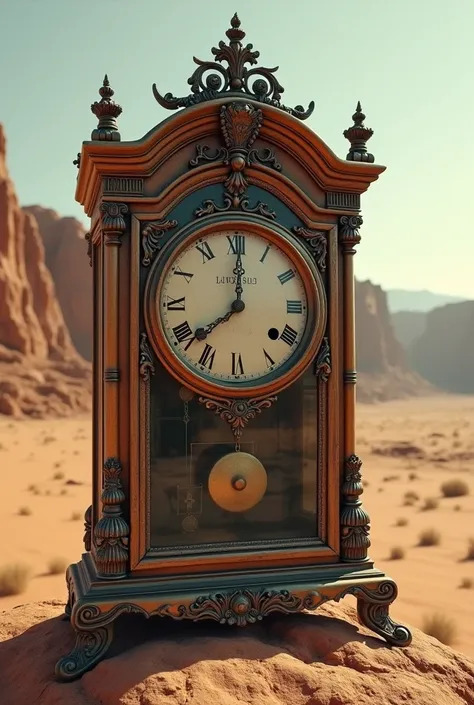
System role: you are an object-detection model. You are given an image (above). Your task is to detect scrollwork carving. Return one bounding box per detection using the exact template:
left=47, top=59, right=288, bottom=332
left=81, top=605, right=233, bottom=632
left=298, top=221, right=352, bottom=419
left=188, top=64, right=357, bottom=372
left=93, top=458, right=129, bottom=578
left=141, top=218, right=178, bottom=266
left=83, top=505, right=92, bottom=552
left=84, top=233, right=92, bottom=267
left=152, top=13, right=314, bottom=120
left=139, top=333, right=155, bottom=382
left=315, top=338, right=331, bottom=381
left=157, top=589, right=319, bottom=626
left=293, top=226, right=327, bottom=271
left=198, top=395, right=277, bottom=445
left=340, top=454, right=371, bottom=561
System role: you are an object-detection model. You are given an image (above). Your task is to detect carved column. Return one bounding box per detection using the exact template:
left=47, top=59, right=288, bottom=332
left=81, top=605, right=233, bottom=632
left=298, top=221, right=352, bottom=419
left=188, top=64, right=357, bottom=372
left=339, top=215, right=370, bottom=561
left=93, top=202, right=129, bottom=578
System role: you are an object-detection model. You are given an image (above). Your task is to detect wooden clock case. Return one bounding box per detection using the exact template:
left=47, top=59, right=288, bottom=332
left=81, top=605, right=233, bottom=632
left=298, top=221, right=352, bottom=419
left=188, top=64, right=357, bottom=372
left=56, top=14, right=412, bottom=681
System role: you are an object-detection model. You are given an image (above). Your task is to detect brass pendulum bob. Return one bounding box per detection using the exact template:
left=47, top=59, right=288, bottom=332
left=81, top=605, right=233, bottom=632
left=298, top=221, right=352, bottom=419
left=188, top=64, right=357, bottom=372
left=208, top=451, right=267, bottom=512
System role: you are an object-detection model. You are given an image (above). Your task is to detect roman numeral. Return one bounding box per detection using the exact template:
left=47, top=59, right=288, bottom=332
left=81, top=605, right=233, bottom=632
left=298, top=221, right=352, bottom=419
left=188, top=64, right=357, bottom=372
left=198, top=344, right=216, bottom=370
left=166, top=296, right=186, bottom=311
left=277, top=269, right=295, bottom=285
left=173, top=267, right=194, bottom=284
left=231, top=352, right=244, bottom=376
left=172, top=321, right=195, bottom=350
left=259, top=244, right=271, bottom=263
left=263, top=349, right=275, bottom=368
left=227, top=234, right=246, bottom=255
left=196, top=241, right=215, bottom=263
left=280, top=324, right=298, bottom=346
left=286, top=300, right=303, bottom=314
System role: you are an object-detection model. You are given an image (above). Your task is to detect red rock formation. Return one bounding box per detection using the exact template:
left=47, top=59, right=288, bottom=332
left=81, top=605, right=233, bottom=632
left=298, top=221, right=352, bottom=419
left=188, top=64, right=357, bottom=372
left=0, top=600, right=473, bottom=705
left=0, top=124, right=91, bottom=418
left=409, top=300, right=474, bottom=393
left=23, top=206, right=92, bottom=361
left=355, top=280, right=434, bottom=402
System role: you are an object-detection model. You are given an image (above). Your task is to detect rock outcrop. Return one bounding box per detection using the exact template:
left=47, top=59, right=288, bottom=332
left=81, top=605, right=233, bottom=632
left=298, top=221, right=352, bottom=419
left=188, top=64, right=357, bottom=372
left=0, top=600, right=473, bottom=705
left=355, top=280, right=434, bottom=402
left=0, top=124, right=91, bottom=418
left=23, top=206, right=92, bottom=362
left=391, top=310, right=427, bottom=348
left=408, top=300, right=474, bottom=394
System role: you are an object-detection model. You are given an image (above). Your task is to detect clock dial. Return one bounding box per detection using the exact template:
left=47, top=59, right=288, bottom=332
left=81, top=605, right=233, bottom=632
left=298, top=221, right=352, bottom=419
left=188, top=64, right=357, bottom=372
left=158, top=229, right=310, bottom=387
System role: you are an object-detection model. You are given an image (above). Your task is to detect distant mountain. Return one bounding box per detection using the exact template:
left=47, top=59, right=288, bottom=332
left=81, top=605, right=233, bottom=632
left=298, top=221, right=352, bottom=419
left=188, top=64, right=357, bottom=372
left=386, top=289, right=468, bottom=313
left=392, top=311, right=428, bottom=348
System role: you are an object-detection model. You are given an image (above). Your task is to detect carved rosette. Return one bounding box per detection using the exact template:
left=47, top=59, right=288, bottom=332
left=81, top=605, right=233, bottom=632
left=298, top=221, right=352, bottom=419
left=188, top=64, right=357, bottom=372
left=198, top=395, right=277, bottom=445
left=84, top=233, right=92, bottom=267
left=141, top=219, right=178, bottom=266
left=292, top=226, right=327, bottom=271
left=192, top=101, right=279, bottom=219
left=339, top=215, right=363, bottom=251
left=340, top=454, right=371, bottom=561
left=83, top=505, right=92, bottom=552
left=158, top=589, right=318, bottom=626
left=100, top=202, right=128, bottom=245
left=139, top=333, right=155, bottom=382
left=152, top=13, right=314, bottom=120
left=315, top=338, right=331, bottom=382
left=93, top=458, right=129, bottom=578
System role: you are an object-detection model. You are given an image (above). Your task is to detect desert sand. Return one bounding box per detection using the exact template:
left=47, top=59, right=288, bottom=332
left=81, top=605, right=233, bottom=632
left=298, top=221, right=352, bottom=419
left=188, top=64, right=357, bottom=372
left=0, top=394, right=473, bottom=659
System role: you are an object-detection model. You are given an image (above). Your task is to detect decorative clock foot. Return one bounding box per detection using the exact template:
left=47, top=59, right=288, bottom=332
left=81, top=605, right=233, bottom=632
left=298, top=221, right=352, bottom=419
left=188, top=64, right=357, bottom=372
left=55, top=624, right=114, bottom=682
left=355, top=581, right=412, bottom=647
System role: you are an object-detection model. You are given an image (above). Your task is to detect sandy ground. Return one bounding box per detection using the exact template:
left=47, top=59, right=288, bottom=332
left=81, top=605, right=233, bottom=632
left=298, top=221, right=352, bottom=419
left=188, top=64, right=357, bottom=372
left=0, top=395, right=473, bottom=657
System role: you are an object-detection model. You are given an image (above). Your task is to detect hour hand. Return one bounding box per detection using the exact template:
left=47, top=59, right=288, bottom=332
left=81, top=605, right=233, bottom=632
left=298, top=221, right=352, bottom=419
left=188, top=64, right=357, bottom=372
left=195, top=309, right=235, bottom=341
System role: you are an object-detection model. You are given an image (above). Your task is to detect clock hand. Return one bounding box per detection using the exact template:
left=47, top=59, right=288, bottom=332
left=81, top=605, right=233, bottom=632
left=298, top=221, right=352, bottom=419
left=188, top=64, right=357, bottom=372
left=195, top=309, right=236, bottom=341
left=233, top=251, right=245, bottom=303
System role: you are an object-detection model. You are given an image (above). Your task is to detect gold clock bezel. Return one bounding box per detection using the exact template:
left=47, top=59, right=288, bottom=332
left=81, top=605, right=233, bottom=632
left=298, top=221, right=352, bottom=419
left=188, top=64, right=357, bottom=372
left=144, top=216, right=327, bottom=399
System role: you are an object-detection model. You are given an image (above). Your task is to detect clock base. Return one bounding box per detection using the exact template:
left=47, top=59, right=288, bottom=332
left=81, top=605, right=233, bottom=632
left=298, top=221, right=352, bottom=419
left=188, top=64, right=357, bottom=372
left=55, top=552, right=412, bottom=682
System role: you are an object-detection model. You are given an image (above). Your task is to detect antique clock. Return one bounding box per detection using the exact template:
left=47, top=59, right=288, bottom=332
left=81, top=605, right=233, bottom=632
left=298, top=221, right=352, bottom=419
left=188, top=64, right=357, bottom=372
left=56, top=14, right=412, bottom=681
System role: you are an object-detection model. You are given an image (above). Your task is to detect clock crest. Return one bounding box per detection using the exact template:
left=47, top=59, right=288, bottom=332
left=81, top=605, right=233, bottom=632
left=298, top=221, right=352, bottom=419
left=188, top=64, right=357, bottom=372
left=57, top=13, right=411, bottom=682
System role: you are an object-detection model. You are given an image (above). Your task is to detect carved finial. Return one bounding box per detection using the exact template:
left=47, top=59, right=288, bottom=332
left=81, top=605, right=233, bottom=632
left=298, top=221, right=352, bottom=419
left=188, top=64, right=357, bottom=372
left=343, top=101, right=374, bottom=163
left=90, top=74, right=122, bottom=142
left=152, top=13, right=314, bottom=120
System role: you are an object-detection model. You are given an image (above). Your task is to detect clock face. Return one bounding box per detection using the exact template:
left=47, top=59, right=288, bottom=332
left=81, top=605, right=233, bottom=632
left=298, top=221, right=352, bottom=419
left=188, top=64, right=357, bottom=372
left=146, top=219, right=326, bottom=397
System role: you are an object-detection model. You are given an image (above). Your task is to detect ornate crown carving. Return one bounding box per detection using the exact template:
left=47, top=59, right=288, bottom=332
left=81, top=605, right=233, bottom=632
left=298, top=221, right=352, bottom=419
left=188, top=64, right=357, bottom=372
left=152, top=13, right=314, bottom=120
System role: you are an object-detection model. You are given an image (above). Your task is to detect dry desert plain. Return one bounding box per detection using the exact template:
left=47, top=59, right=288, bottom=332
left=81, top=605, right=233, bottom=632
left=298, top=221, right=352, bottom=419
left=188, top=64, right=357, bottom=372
left=0, top=394, right=473, bottom=657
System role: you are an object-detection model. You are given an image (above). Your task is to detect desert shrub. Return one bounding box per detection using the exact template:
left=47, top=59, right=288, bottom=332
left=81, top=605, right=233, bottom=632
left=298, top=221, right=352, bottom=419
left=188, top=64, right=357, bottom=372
left=60, top=488, right=68, bottom=496
left=0, top=563, right=31, bottom=596
left=460, top=577, right=473, bottom=589
left=18, top=506, right=32, bottom=516
left=422, top=497, right=439, bottom=511
left=440, top=479, right=469, bottom=498
left=466, top=538, right=474, bottom=561
left=404, top=491, right=420, bottom=502
left=421, top=613, right=457, bottom=645
left=53, top=471, right=65, bottom=481
left=408, top=472, right=419, bottom=481
left=395, top=517, right=409, bottom=527
left=389, top=545, right=406, bottom=560
left=47, top=557, right=68, bottom=575
left=454, top=504, right=462, bottom=512
left=383, top=475, right=400, bottom=483
left=418, top=528, right=441, bottom=547
left=70, top=511, right=82, bottom=521
left=404, top=497, right=416, bottom=507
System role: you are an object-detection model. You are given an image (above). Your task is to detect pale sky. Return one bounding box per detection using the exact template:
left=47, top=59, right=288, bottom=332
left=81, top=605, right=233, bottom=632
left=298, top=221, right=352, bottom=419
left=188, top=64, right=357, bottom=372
left=1, top=0, right=473, bottom=297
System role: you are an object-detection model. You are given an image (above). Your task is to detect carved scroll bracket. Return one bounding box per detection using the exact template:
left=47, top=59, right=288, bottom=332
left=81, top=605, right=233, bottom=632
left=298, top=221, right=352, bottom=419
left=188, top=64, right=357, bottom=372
left=340, top=454, right=371, bottom=562
left=93, top=458, right=129, bottom=578
left=191, top=102, right=280, bottom=220
left=339, top=215, right=363, bottom=252
left=100, top=202, right=128, bottom=246
left=84, top=233, right=92, bottom=267
left=292, top=226, right=327, bottom=272
left=141, top=219, right=178, bottom=267
left=198, top=395, right=277, bottom=446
